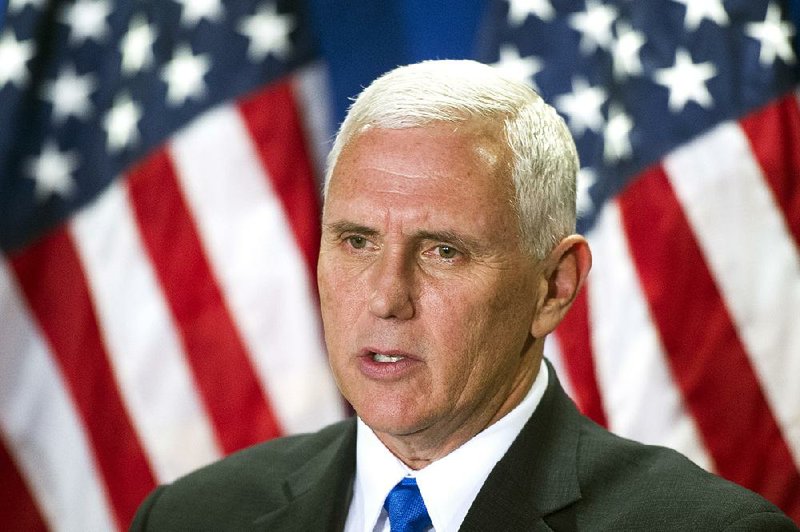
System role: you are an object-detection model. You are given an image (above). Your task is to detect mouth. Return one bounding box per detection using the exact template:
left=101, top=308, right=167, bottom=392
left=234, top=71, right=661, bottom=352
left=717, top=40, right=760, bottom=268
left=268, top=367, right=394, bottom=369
left=360, top=347, right=416, bottom=363
left=371, top=352, right=405, bottom=363
left=357, top=348, right=418, bottom=379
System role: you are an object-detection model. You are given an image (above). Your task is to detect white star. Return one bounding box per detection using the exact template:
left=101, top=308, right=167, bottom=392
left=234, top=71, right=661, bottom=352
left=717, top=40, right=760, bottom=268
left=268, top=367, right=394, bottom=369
left=121, top=14, right=157, bottom=75
left=654, top=48, right=717, bottom=112
left=611, top=21, right=645, bottom=80
left=9, top=0, right=46, bottom=14
left=174, top=0, right=223, bottom=26
left=103, top=93, right=142, bottom=151
left=26, top=141, right=79, bottom=201
left=603, top=103, right=633, bottom=162
left=491, top=44, right=544, bottom=91
left=671, top=0, right=729, bottom=31
left=0, top=29, right=35, bottom=89
left=161, top=45, right=211, bottom=105
left=506, top=0, right=555, bottom=26
left=576, top=167, right=597, bottom=216
left=238, top=4, right=295, bottom=62
left=745, top=3, right=796, bottom=66
left=60, top=0, right=111, bottom=45
left=568, top=0, right=618, bottom=55
left=43, top=65, right=97, bottom=123
left=555, top=77, right=607, bottom=136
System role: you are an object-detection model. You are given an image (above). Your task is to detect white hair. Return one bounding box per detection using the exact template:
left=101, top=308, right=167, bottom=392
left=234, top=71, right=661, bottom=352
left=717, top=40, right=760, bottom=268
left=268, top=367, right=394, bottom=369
left=324, top=59, right=579, bottom=259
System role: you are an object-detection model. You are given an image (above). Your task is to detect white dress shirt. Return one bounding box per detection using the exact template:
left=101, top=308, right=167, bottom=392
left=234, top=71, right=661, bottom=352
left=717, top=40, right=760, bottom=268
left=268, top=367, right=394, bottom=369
left=343, top=362, right=549, bottom=532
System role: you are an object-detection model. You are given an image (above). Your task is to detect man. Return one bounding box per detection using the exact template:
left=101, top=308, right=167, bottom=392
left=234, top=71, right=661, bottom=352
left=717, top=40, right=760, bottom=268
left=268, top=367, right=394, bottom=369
left=131, top=60, right=797, bottom=531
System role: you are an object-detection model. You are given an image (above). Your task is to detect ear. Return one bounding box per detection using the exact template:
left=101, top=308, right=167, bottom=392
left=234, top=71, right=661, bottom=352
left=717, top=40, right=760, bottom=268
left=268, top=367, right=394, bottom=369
left=530, top=235, right=592, bottom=338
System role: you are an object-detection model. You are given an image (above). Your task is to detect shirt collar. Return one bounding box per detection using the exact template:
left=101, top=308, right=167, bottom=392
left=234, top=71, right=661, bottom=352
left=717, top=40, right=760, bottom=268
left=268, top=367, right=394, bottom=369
left=351, top=361, right=549, bottom=531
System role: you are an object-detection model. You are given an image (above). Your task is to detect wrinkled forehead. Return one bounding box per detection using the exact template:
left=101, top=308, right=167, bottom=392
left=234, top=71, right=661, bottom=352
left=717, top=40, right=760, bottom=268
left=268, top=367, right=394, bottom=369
left=327, top=121, right=512, bottom=193
left=322, top=124, right=520, bottom=239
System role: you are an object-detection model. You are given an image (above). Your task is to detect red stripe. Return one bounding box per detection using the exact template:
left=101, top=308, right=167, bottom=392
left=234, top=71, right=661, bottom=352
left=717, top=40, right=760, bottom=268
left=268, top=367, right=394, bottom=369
left=618, top=165, right=800, bottom=519
left=739, top=92, right=800, bottom=248
left=555, top=286, right=608, bottom=427
left=238, top=79, right=322, bottom=282
left=126, top=149, right=282, bottom=453
left=0, top=435, right=48, bottom=532
left=8, top=229, right=156, bottom=528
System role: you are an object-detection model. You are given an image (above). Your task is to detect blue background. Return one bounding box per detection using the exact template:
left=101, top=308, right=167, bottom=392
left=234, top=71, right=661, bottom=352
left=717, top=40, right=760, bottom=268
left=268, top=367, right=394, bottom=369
left=308, top=0, right=490, bottom=125
left=307, top=0, right=800, bottom=126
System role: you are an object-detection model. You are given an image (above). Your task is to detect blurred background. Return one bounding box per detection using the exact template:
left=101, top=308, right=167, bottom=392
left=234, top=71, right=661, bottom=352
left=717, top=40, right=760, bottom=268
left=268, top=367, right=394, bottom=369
left=1, top=0, right=799, bottom=529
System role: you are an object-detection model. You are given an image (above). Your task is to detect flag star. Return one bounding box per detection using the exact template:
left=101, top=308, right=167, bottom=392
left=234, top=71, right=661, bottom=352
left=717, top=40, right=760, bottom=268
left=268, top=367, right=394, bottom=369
left=161, top=45, right=211, bottom=105
left=611, top=21, right=645, bottom=80
left=26, top=141, right=79, bottom=201
left=506, top=0, right=555, bottom=26
left=745, top=3, right=796, bottom=67
left=555, top=77, right=607, bottom=136
left=238, top=4, right=295, bottom=62
left=576, top=167, right=597, bottom=216
left=0, top=29, right=35, bottom=89
left=174, top=0, right=223, bottom=26
left=60, top=0, right=111, bottom=45
left=9, top=0, right=46, bottom=14
left=654, top=48, right=717, bottom=112
left=43, top=65, right=97, bottom=123
left=103, top=93, right=142, bottom=151
left=491, top=44, right=543, bottom=91
left=603, top=103, right=633, bottom=162
left=121, top=14, right=157, bottom=75
left=671, top=0, right=729, bottom=31
left=568, top=0, right=618, bottom=55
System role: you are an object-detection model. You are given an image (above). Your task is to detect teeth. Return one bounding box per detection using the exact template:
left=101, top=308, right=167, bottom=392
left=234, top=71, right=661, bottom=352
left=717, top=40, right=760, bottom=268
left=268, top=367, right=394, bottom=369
left=373, top=353, right=404, bottom=363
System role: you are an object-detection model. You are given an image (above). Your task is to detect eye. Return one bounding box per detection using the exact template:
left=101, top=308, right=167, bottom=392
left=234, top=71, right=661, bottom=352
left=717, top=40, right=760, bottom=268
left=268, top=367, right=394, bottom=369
left=346, top=235, right=368, bottom=249
left=435, top=245, right=459, bottom=259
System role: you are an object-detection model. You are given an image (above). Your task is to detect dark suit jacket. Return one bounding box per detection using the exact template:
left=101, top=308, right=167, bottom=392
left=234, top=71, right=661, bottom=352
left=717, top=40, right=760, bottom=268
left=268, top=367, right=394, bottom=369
left=131, top=363, right=797, bottom=531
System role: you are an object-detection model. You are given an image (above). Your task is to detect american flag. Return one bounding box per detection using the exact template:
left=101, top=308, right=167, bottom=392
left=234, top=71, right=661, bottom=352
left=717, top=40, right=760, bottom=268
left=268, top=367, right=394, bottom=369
left=0, top=0, right=344, bottom=529
left=3, top=0, right=800, bottom=529
left=478, top=0, right=800, bottom=522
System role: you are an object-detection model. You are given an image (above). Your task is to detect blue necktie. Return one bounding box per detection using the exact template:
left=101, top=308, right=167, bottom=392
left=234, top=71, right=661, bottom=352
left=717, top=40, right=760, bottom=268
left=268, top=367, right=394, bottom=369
left=383, top=477, right=433, bottom=532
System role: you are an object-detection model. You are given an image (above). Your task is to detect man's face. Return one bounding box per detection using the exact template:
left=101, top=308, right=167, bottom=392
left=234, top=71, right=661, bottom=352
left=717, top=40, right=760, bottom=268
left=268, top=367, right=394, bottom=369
left=318, top=123, right=545, bottom=458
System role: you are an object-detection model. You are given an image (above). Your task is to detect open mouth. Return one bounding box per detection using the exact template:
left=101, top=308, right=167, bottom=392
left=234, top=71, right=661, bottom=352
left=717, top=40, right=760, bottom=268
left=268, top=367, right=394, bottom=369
left=371, top=352, right=405, bottom=363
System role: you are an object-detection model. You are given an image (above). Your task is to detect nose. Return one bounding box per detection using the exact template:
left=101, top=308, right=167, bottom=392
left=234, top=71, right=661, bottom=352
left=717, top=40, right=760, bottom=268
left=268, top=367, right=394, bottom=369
left=368, top=249, right=415, bottom=320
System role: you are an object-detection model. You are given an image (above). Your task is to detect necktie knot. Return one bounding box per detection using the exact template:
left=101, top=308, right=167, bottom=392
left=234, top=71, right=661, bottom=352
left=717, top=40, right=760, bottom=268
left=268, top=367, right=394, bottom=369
left=383, top=477, right=432, bottom=532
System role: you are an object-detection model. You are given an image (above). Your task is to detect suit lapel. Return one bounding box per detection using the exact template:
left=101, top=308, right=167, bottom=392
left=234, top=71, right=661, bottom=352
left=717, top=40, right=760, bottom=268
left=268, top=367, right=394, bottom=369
left=252, top=418, right=357, bottom=531
left=460, top=360, right=583, bottom=531
left=249, top=362, right=584, bottom=531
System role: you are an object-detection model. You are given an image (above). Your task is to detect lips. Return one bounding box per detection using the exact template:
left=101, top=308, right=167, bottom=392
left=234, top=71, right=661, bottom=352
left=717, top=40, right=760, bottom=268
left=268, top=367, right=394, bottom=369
left=358, top=348, right=419, bottom=379
left=360, top=347, right=415, bottom=362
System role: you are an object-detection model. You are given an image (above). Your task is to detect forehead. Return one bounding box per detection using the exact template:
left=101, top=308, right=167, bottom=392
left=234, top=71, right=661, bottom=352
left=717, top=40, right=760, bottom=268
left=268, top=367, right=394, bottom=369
left=325, top=124, right=514, bottom=214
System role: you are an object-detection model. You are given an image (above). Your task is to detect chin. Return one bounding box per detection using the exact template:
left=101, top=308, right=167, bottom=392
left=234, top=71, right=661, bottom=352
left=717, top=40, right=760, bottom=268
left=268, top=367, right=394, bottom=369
left=356, top=402, right=427, bottom=438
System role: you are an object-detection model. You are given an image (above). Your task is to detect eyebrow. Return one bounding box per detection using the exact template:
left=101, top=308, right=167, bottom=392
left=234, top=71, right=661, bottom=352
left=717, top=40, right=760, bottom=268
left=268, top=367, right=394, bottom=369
left=413, top=230, right=482, bottom=253
left=323, top=221, right=379, bottom=238
left=324, top=221, right=485, bottom=253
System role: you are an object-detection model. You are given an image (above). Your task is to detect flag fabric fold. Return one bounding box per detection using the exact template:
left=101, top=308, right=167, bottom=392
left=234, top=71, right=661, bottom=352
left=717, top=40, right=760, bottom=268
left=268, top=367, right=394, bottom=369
left=477, top=0, right=800, bottom=521
left=2, top=0, right=799, bottom=528
left=0, top=0, right=343, bottom=529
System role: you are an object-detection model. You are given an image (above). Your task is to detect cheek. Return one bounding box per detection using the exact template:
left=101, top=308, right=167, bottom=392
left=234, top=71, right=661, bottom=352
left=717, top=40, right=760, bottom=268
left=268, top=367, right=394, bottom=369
left=318, top=263, right=352, bottom=342
left=319, top=258, right=357, bottom=310
left=421, top=284, right=495, bottom=373
left=318, top=260, right=374, bottom=359
left=430, top=275, right=534, bottom=364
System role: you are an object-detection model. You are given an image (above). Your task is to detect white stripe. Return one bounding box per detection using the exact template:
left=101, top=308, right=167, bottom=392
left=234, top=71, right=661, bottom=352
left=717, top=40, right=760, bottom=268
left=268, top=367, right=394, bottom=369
left=543, top=335, right=575, bottom=400
left=586, top=201, right=712, bottom=470
left=69, top=182, right=222, bottom=482
left=0, top=259, right=117, bottom=532
left=291, top=61, right=335, bottom=184
left=169, top=104, right=344, bottom=434
left=665, top=121, right=800, bottom=466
